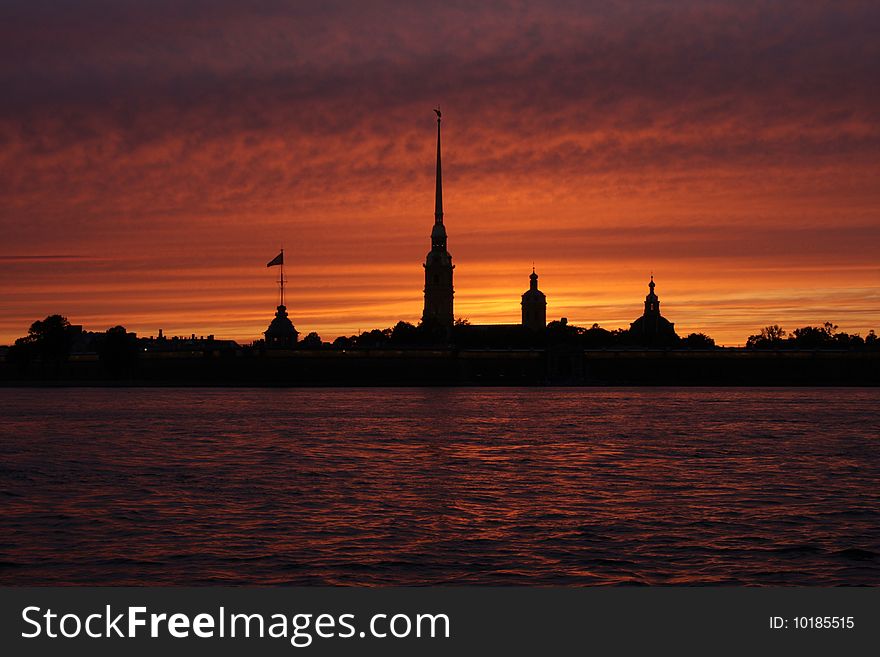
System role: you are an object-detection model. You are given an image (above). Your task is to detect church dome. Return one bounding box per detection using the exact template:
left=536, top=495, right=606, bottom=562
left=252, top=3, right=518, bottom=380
left=265, top=304, right=299, bottom=347
left=522, top=267, right=546, bottom=299
left=628, top=276, right=678, bottom=346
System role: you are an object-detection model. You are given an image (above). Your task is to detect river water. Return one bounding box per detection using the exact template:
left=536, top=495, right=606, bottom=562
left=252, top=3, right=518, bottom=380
left=1, top=387, right=878, bottom=585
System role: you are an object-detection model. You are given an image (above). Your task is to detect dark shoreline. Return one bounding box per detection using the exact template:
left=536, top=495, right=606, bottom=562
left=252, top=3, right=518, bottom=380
left=2, top=348, right=877, bottom=386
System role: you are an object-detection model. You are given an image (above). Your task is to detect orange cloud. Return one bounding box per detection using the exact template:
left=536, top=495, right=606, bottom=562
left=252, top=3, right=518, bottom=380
left=1, top=1, right=878, bottom=345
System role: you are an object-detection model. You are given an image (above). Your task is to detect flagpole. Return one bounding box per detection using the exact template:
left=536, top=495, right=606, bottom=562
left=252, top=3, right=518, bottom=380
left=280, top=248, right=285, bottom=307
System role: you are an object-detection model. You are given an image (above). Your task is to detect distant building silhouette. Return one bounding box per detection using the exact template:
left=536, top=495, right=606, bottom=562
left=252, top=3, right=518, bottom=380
left=265, top=305, right=299, bottom=347
left=454, top=265, right=546, bottom=347
left=629, top=275, right=678, bottom=346
left=422, top=109, right=455, bottom=331
left=263, top=249, right=298, bottom=348
left=521, top=267, right=547, bottom=331
left=143, top=331, right=238, bottom=352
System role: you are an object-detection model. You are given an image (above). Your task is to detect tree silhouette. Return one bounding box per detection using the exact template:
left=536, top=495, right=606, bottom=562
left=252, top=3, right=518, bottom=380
left=746, top=325, right=787, bottom=348
left=301, top=331, right=323, bottom=349
left=97, top=325, right=138, bottom=376
left=682, top=333, right=716, bottom=349
left=14, top=314, right=73, bottom=363
left=390, top=321, right=420, bottom=345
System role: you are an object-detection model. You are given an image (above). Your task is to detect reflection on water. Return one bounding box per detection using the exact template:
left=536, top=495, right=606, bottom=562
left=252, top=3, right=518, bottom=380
left=1, top=387, right=878, bottom=585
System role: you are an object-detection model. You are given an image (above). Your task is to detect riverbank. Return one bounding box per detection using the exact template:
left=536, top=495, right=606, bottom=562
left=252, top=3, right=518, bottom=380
left=2, top=348, right=877, bottom=386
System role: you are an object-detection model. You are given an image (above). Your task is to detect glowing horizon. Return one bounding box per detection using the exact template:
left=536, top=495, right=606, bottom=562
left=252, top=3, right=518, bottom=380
left=1, top=1, right=878, bottom=346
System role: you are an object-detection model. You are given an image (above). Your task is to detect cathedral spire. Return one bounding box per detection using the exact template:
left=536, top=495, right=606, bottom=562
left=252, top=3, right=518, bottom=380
left=423, top=108, right=454, bottom=331
left=434, top=107, right=443, bottom=224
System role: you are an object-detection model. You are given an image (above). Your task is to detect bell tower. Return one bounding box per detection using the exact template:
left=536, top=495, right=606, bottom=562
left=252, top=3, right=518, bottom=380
left=521, top=267, right=547, bottom=331
left=644, top=275, right=660, bottom=316
left=422, top=108, right=454, bottom=329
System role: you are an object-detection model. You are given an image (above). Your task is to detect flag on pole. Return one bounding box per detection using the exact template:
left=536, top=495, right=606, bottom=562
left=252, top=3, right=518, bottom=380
left=267, top=251, right=283, bottom=267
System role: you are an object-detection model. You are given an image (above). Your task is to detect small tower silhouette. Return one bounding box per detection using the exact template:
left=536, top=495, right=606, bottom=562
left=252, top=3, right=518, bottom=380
left=264, top=249, right=298, bottom=347
left=644, top=275, right=659, bottom=315
left=264, top=304, right=298, bottom=347
left=629, top=275, right=677, bottom=346
left=521, top=267, right=547, bottom=331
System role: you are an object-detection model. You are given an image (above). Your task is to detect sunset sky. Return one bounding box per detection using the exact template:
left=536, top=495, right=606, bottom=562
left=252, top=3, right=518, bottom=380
left=1, top=0, right=878, bottom=345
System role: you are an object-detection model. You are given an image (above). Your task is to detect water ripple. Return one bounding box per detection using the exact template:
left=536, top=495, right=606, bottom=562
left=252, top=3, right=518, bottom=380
left=0, top=386, right=878, bottom=585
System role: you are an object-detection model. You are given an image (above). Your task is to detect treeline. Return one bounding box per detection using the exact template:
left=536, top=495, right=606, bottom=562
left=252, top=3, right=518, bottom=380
left=284, top=319, right=715, bottom=349
left=6, top=315, right=138, bottom=373
left=5, top=315, right=879, bottom=365
left=745, top=323, right=878, bottom=350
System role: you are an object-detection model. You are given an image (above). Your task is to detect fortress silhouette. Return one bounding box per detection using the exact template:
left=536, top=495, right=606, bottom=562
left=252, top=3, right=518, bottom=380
left=265, top=110, right=678, bottom=350
left=2, top=113, right=877, bottom=386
